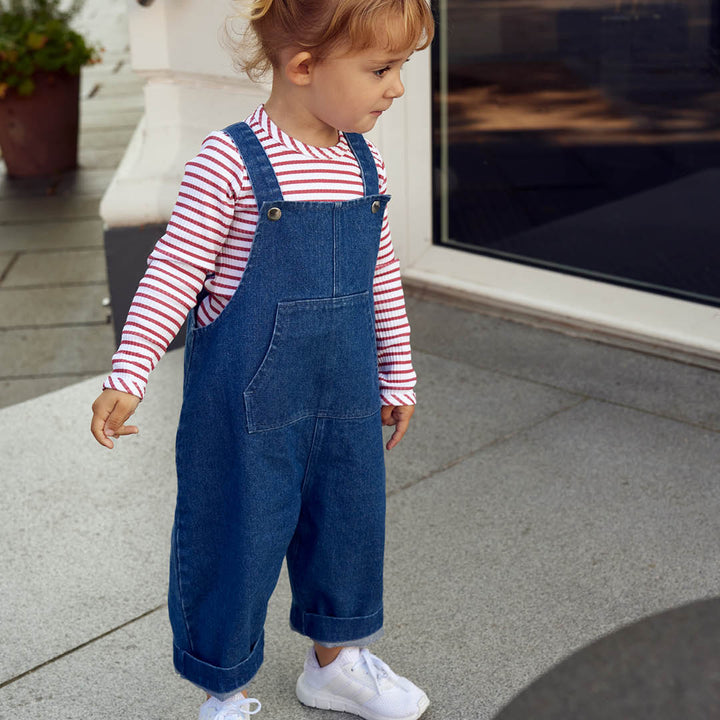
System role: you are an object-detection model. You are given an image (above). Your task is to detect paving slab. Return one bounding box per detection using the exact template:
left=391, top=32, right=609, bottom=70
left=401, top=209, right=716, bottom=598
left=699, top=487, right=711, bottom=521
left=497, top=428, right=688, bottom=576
left=0, top=219, right=104, bottom=252
left=2, top=249, right=107, bottom=287
left=81, top=64, right=139, bottom=92
left=0, top=351, right=183, bottom=681
left=384, top=351, right=581, bottom=493
left=0, top=195, right=100, bottom=224
left=80, top=107, right=144, bottom=130
left=0, top=610, right=199, bottom=720
left=78, top=145, right=131, bottom=170
left=0, top=286, right=109, bottom=328
left=0, top=323, right=115, bottom=379
left=0, top=251, right=15, bottom=277
left=82, top=93, right=145, bottom=114
left=81, top=74, right=145, bottom=97
left=0, top=168, right=116, bottom=200
left=384, top=399, right=720, bottom=720
left=0, top=561, right=439, bottom=720
left=407, top=296, right=720, bottom=430
left=79, top=126, right=139, bottom=151
left=0, top=375, right=97, bottom=409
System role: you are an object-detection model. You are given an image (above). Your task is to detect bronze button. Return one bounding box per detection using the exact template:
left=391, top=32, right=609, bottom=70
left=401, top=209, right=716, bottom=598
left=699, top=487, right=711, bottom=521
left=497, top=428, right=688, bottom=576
left=371, top=200, right=381, bottom=214
left=267, top=207, right=282, bottom=221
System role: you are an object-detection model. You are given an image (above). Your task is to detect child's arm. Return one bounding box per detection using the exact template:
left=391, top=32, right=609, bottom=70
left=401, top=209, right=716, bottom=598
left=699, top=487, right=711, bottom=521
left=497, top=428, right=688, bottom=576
left=368, top=143, right=417, bottom=451
left=103, top=132, right=243, bottom=400
left=91, top=132, right=244, bottom=448
left=91, top=389, right=141, bottom=449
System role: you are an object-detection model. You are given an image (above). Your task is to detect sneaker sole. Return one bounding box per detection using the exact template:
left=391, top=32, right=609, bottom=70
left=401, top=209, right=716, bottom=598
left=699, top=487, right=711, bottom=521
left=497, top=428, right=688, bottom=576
left=296, top=674, right=430, bottom=720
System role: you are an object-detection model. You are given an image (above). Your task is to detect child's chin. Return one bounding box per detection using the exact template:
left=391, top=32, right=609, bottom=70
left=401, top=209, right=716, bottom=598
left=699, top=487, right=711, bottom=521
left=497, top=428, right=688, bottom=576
left=355, top=117, right=380, bottom=133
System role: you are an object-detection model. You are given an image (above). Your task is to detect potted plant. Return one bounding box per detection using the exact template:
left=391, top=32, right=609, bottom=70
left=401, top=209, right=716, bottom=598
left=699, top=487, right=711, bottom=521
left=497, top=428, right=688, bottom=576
left=0, top=0, right=101, bottom=177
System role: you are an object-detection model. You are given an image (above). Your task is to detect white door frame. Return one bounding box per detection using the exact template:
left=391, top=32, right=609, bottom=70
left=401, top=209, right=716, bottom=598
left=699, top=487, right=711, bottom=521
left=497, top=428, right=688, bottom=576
left=376, top=48, right=720, bottom=365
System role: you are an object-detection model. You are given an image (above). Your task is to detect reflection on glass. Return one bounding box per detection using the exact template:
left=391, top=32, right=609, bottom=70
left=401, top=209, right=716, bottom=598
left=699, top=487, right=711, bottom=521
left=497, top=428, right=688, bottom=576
left=433, top=0, right=720, bottom=305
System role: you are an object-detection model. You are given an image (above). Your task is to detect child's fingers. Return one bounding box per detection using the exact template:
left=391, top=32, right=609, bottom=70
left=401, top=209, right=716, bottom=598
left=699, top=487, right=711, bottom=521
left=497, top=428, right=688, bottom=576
left=386, top=416, right=410, bottom=450
left=91, top=390, right=140, bottom=449
left=383, top=405, right=415, bottom=450
left=381, top=405, right=395, bottom=426
left=110, top=423, right=140, bottom=438
left=104, top=399, right=139, bottom=436
left=91, top=412, right=114, bottom=448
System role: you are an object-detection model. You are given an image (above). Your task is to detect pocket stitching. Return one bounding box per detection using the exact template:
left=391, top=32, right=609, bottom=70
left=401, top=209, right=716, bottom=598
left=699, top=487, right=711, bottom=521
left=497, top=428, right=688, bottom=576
left=243, top=292, right=377, bottom=433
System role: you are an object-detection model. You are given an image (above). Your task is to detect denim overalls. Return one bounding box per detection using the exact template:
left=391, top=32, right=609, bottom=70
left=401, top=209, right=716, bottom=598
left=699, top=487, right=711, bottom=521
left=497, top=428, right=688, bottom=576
left=169, top=122, right=390, bottom=696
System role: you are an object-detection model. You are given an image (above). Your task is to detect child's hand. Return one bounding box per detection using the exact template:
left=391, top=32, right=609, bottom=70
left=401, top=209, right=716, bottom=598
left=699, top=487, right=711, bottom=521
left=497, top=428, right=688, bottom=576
left=381, top=404, right=415, bottom=451
left=91, top=389, right=141, bottom=449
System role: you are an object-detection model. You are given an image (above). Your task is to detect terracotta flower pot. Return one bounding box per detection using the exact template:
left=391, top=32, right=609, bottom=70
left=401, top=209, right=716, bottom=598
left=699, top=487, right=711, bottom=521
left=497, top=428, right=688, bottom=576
left=0, top=71, right=80, bottom=177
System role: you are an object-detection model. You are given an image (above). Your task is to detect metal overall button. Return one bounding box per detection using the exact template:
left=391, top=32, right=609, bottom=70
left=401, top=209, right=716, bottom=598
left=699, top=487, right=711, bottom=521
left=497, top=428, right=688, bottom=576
left=267, top=207, right=282, bottom=221
left=371, top=200, right=381, bottom=214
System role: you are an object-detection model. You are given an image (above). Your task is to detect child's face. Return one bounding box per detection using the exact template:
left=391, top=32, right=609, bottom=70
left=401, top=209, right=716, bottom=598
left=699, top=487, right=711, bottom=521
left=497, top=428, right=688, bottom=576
left=307, top=43, right=414, bottom=136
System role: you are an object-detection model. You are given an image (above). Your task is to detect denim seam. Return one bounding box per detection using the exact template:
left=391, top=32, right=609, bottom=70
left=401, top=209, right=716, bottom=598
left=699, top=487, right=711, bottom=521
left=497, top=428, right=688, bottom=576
left=332, top=203, right=338, bottom=298
left=172, top=521, right=194, bottom=653
left=182, top=313, right=196, bottom=395
left=300, top=415, right=322, bottom=496
left=244, top=406, right=381, bottom=434
left=289, top=604, right=384, bottom=642
left=285, top=416, right=322, bottom=615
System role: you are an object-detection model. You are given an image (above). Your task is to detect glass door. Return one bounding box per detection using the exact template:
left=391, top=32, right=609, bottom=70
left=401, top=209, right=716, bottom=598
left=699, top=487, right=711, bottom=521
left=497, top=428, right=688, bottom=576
left=433, top=0, right=720, bottom=307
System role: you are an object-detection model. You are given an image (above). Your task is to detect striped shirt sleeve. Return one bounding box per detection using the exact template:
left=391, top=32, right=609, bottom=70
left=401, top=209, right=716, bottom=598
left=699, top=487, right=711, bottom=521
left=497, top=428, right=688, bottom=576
left=103, top=133, right=241, bottom=398
left=370, top=143, right=417, bottom=406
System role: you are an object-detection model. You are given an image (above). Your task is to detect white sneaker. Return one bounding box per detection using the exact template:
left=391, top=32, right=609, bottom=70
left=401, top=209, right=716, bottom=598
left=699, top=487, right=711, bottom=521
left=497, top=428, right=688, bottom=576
left=296, top=647, right=429, bottom=720
left=198, top=692, right=261, bottom=720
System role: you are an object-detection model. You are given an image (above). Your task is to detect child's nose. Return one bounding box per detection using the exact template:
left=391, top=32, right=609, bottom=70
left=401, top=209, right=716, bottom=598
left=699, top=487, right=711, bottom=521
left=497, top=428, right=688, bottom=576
left=386, top=76, right=405, bottom=99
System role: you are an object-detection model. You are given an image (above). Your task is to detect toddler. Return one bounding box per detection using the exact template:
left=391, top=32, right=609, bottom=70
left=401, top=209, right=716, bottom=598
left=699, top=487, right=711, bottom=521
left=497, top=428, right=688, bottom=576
left=90, top=0, right=434, bottom=718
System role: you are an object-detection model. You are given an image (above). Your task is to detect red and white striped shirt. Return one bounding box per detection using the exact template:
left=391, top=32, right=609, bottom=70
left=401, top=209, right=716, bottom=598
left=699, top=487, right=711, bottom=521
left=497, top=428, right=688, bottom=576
left=104, top=105, right=416, bottom=405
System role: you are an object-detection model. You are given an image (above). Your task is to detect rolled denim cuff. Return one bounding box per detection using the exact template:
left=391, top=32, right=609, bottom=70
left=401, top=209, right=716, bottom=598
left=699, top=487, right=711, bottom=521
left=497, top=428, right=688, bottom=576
left=173, top=631, right=263, bottom=696
left=290, top=603, right=383, bottom=645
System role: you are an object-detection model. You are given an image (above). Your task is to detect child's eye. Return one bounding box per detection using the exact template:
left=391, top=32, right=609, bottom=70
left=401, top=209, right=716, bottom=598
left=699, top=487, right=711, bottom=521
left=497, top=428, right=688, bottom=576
left=374, top=66, right=391, bottom=77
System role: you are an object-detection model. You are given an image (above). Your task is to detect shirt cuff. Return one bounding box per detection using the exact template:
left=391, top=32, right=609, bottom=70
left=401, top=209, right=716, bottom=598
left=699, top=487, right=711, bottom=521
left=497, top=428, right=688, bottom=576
left=102, top=373, right=146, bottom=400
left=380, top=389, right=416, bottom=406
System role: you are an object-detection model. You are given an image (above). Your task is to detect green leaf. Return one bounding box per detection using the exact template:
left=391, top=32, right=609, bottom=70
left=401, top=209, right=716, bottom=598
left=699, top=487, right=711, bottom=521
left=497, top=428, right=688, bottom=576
left=26, top=31, right=47, bottom=50
left=0, top=0, right=99, bottom=92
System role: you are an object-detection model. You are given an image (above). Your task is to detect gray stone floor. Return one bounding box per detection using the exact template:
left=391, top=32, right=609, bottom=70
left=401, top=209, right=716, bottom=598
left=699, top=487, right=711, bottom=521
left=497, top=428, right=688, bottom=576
left=2, top=297, right=720, bottom=719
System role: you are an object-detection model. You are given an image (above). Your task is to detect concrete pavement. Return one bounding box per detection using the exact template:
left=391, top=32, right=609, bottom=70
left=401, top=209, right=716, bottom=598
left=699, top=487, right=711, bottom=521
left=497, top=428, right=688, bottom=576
left=2, top=294, right=720, bottom=719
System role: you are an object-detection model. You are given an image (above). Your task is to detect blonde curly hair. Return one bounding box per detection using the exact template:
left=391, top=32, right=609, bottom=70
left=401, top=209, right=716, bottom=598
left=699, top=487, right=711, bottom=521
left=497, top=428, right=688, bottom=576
left=226, top=0, right=435, bottom=81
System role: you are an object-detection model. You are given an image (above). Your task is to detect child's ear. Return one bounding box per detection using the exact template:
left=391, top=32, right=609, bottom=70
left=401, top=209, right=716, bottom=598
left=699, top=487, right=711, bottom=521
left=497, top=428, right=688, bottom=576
left=284, top=51, right=315, bottom=86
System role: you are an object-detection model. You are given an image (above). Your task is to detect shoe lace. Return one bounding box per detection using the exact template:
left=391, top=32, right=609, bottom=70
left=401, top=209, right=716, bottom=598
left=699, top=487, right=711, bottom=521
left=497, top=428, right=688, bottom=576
left=352, top=648, right=399, bottom=695
left=215, top=697, right=261, bottom=719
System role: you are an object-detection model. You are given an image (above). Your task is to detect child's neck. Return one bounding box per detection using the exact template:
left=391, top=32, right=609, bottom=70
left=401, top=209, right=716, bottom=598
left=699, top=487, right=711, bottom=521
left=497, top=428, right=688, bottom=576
left=264, top=91, right=340, bottom=149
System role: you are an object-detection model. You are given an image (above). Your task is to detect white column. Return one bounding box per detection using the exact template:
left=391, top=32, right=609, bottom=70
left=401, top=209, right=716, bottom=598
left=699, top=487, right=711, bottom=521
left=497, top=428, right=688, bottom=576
left=100, top=0, right=269, bottom=227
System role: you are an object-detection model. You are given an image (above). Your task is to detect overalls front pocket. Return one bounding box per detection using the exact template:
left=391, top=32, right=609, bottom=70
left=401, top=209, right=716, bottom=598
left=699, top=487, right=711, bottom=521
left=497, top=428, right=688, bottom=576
left=243, top=291, right=380, bottom=433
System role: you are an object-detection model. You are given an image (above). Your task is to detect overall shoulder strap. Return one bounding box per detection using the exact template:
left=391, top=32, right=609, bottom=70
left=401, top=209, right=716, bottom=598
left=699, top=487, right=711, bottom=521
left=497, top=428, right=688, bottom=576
left=223, top=121, right=284, bottom=205
left=344, top=133, right=380, bottom=196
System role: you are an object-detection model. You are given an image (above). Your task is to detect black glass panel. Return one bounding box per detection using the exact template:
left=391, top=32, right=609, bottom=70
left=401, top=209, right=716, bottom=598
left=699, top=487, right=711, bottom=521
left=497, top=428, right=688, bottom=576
left=433, top=1, right=720, bottom=306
